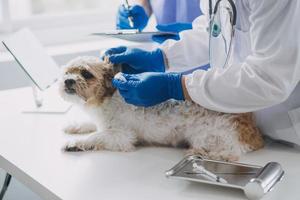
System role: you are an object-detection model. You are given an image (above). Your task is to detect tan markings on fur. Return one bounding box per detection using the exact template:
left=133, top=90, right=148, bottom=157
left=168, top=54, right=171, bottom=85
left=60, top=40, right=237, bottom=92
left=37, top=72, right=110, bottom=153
left=232, top=113, right=264, bottom=150
left=86, top=63, right=121, bottom=106
left=103, top=56, right=110, bottom=64
left=66, top=66, right=85, bottom=74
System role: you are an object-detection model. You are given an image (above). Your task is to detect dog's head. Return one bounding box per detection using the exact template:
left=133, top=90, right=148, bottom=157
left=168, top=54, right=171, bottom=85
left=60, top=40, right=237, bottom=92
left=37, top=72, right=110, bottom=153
left=59, top=56, right=120, bottom=106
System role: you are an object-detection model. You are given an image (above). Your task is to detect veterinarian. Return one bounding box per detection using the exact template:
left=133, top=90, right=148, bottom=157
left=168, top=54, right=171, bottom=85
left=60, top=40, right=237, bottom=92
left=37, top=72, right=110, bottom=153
left=116, top=0, right=202, bottom=43
left=106, top=0, right=300, bottom=146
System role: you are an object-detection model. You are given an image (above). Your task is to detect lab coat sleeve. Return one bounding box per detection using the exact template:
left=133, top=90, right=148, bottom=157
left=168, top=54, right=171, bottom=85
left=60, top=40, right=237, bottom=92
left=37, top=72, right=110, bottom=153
left=184, top=0, right=300, bottom=113
left=160, top=15, right=210, bottom=71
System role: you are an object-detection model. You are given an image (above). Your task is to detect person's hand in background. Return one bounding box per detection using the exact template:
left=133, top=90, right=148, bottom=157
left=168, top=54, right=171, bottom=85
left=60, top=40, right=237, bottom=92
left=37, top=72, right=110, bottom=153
left=112, top=72, right=184, bottom=107
left=116, top=5, right=149, bottom=31
left=152, top=23, right=193, bottom=44
left=104, top=46, right=165, bottom=74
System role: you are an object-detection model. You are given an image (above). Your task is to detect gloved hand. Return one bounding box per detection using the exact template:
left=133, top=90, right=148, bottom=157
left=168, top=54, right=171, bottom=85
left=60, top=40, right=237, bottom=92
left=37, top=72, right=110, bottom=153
left=116, top=4, right=149, bottom=31
left=152, top=23, right=193, bottom=44
left=112, top=72, right=184, bottom=107
left=104, top=46, right=165, bottom=74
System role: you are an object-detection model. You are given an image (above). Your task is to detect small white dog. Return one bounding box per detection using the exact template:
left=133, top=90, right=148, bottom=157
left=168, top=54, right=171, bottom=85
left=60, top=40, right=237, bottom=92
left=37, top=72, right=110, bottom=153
left=59, top=56, right=264, bottom=161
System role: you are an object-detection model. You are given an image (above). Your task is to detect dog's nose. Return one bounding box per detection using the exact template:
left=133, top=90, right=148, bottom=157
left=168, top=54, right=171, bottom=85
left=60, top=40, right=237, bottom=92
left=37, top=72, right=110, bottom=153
left=64, top=79, right=76, bottom=87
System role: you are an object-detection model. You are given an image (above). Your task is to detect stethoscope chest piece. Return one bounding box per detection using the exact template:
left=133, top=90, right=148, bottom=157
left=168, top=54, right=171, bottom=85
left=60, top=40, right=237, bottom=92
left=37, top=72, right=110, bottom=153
left=212, top=23, right=221, bottom=37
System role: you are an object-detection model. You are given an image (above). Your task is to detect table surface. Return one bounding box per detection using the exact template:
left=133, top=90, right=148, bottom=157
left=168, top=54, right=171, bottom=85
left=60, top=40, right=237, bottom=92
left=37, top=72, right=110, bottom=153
left=0, top=87, right=299, bottom=200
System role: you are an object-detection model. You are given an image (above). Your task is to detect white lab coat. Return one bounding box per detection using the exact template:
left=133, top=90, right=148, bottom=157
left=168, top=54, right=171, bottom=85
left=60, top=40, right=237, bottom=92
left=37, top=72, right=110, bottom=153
left=161, top=0, right=300, bottom=145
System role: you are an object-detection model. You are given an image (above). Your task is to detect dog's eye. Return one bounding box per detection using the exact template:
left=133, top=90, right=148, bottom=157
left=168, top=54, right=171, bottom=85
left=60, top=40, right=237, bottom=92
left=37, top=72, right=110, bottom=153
left=81, top=70, right=94, bottom=79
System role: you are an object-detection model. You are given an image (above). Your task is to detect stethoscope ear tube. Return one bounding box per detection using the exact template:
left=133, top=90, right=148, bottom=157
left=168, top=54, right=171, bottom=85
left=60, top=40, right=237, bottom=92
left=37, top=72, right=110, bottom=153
left=208, top=0, right=237, bottom=69
left=211, top=0, right=237, bottom=26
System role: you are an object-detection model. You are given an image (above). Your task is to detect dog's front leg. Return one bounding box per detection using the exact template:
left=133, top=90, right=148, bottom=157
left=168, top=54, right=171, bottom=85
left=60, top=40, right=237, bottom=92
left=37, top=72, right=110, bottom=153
left=63, top=121, right=97, bottom=134
left=64, top=129, right=136, bottom=152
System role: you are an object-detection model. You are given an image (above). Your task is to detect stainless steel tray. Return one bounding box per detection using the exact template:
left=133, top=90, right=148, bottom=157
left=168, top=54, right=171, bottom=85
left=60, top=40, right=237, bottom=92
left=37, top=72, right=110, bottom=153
left=165, top=155, right=284, bottom=200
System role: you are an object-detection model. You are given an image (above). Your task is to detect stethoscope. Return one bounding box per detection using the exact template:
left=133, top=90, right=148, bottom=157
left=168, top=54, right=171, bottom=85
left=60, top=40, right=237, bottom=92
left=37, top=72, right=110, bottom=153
left=208, top=0, right=237, bottom=69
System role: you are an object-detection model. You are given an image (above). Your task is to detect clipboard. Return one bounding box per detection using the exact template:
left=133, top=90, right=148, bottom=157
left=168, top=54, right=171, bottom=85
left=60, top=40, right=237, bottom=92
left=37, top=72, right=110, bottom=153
left=91, top=29, right=177, bottom=43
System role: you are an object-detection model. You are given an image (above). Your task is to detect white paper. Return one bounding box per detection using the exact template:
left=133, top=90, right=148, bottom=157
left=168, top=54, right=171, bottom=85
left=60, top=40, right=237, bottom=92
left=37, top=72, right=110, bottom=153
left=92, top=30, right=177, bottom=43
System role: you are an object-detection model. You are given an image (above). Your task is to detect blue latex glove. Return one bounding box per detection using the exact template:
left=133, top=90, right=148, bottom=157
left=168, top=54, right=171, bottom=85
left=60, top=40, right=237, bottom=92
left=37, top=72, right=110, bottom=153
left=104, top=46, right=165, bottom=74
left=116, top=5, right=149, bottom=31
left=152, top=23, right=193, bottom=44
left=112, top=72, right=184, bottom=107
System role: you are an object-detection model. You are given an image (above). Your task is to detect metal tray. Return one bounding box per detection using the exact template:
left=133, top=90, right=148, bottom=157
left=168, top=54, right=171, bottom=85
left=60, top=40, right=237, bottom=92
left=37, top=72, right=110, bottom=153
left=165, top=155, right=284, bottom=200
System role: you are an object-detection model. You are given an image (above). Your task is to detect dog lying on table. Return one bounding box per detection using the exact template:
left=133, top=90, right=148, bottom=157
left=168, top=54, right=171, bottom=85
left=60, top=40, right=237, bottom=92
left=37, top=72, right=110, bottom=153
left=59, top=56, right=264, bottom=161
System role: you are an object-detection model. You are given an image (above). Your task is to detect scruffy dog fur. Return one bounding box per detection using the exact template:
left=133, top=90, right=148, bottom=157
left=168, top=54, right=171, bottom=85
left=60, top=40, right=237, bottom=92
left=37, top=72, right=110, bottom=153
left=59, top=56, right=264, bottom=161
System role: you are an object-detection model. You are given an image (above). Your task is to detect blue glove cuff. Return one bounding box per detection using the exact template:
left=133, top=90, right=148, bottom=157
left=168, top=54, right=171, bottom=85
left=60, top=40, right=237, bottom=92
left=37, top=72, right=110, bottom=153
left=167, top=73, right=184, bottom=101
left=150, top=49, right=165, bottom=72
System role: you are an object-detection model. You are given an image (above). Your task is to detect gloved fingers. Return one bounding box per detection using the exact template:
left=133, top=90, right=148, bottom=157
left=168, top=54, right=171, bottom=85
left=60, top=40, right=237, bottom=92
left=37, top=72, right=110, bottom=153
left=112, top=78, right=129, bottom=90
left=112, top=73, right=140, bottom=89
left=116, top=16, right=132, bottom=30
left=119, top=88, right=156, bottom=107
left=117, top=73, right=142, bottom=84
left=156, top=23, right=180, bottom=33
left=156, top=23, right=192, bottom=33
left=130, top=5, right=145, bottom=15
left=112, top=74, right=138, bottom=89
left=151, top=35, right=169, bottom=44
left=121, top=73, right=141, bottom=82
left=116, top=5, right=136, bottom=30
left=106, top=47, right=136, bottom=64
left=129, top=5, right=148, bottom=31
left=121, top=64, right=140, bottom=74
left=179, top=23, right=193, bottom=30
left=109, top=51, right=134, bottom=64
left=118, top=5, right=130, bottom=17
left=152, top=35, right=179, bottom=44
left=104, top=46, right=127, bottom=57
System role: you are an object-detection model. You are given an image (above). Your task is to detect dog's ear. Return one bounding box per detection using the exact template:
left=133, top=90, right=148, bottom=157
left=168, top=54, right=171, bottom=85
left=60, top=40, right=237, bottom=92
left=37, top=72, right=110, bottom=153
left=102, top=56, right=121, bottom=75
left=102, top=56, right=110, bottom=64
left=102, top=63, right=118, bottom=88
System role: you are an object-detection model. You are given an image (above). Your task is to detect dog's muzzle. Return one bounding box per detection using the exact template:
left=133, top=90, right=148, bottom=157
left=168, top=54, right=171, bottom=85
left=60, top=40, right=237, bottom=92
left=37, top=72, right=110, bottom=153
left=64, top=79, right=76, bottom=94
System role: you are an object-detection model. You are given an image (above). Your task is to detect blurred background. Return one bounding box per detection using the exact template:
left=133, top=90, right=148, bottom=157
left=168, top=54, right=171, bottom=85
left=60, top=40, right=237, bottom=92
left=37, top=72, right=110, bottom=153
left=0, top=0, right=154, bottom=91
left=0, top=0, right=120, bottom=45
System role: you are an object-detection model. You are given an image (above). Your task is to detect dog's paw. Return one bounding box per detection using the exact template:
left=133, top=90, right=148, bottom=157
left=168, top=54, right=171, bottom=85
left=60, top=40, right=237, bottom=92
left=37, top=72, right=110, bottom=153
left=63, top=141, right=100, bottom=152
left=186, top=148, right=240, bottom=162
left=186, top=148, right=209, bottom=158
left=63, top=142, right=84, bottom=152
left=63, top=140, right=136, bottom=152
left=220, top=154, right=240, bottom=162
left=115, top=144, right=136, bottom=152
left=63, top=122, right=97, bottom=134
